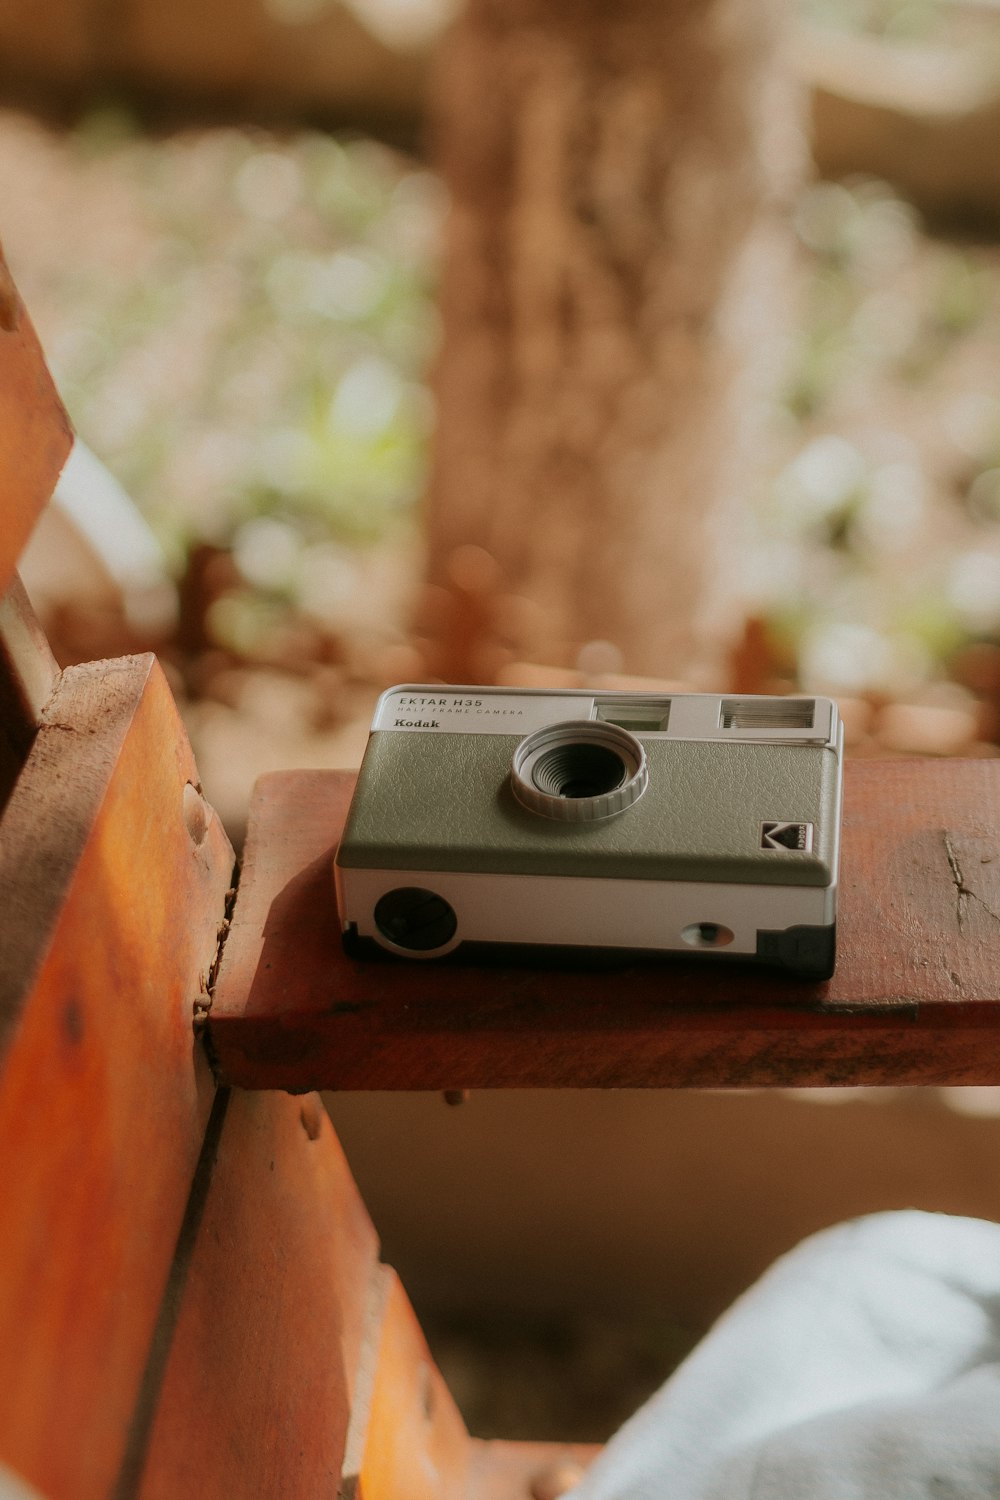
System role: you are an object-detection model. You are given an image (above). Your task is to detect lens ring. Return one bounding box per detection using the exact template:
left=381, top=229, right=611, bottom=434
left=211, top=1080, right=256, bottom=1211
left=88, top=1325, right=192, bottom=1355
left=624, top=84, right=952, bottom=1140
left=511, top=721, right=648, bottom=822
left=531, top=742, right=627, bottom=800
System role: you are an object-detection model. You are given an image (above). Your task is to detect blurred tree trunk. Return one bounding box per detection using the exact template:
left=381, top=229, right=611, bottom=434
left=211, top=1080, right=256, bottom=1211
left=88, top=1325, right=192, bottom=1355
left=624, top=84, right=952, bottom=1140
left=421, top=0, right=803, bottom=685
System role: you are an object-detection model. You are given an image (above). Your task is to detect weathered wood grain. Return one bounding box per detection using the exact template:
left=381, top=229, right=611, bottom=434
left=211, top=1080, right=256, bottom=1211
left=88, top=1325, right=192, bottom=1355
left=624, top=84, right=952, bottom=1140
left=341, top=1266, right=471, bottom=1500
left=0, top=654, right=234, bottom=1500
left=139, top=1086, right=380, bottom=1499
left=0, top=251, right=73, bottom=599
left=209, top=763, right=1000, bottom=1090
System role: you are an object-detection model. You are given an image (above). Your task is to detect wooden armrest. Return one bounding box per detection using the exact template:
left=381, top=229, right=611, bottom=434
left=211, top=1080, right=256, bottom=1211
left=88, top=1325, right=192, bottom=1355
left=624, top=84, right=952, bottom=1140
left=207, top=761, right=1000, bottom=1091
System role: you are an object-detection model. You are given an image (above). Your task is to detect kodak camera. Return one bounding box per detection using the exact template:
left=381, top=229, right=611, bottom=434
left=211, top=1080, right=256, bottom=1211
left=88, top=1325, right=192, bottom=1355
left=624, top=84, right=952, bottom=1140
left=334, top=686, right=844, bottom=979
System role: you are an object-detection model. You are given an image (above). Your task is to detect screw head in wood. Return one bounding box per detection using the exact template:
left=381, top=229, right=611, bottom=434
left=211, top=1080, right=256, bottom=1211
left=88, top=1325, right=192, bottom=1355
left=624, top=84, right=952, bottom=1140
left=183, top=782, right=210, bottom=846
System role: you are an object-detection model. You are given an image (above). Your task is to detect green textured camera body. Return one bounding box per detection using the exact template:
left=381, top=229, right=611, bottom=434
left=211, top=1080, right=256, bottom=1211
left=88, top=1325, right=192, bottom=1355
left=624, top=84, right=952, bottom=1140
left=334, top=686, right=844, bottom=979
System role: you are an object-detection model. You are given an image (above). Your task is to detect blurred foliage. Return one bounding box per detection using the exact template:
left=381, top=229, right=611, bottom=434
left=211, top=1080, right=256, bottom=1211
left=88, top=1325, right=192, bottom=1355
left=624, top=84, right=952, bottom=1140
left=40, top=108, right=443, bottom=598
left=799, top=0, right=943, bottom=40
left=747, top=175, right=1000, bottom=702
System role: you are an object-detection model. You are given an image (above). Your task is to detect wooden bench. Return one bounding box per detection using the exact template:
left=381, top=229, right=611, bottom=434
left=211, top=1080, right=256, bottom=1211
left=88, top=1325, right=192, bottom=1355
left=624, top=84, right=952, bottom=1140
left=3, top=248, right=1000, bottom=1500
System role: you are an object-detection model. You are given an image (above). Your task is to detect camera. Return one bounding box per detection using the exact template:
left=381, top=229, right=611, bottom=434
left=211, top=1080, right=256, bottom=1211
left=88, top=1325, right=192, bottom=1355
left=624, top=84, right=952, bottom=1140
left=334, top=686, right=844, bottom=979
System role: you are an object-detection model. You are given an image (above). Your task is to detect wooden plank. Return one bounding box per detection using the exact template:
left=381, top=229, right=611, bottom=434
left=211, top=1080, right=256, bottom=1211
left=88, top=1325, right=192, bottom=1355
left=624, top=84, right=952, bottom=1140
left=209, top=763, right=1000, bottom=1090
left=139, top=1087, right=380, bottom=1500
left=0, top=251, right=73, bottom=598
left=0, top=654, right=234, bottom=1500
left=341, top=1266, right=471, bottom=1500
left=468, top=1441, right=600, bottom=1500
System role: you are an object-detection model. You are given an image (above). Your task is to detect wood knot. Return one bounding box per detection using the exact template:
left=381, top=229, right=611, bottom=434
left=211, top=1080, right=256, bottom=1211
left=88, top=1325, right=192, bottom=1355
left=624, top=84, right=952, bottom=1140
left=183, top=782, right=210, bottom=846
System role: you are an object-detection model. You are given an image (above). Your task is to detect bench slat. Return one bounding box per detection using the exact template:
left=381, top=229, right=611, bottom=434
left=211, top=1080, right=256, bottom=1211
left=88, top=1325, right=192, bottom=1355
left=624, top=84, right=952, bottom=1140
left=139, top=1086, right=380, bottom=1499
left=209, top=763, right=1000, bottom=1090
left=0, top=654, right=234, bottom=1500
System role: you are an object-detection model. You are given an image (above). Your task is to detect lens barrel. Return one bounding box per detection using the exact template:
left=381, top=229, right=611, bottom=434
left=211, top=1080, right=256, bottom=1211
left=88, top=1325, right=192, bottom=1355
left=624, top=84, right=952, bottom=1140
left=511, top=720, right=648, bottom=822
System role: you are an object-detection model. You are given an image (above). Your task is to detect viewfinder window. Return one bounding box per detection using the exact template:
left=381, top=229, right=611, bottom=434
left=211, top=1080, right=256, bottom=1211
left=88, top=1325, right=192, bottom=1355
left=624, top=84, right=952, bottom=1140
left=595, top=699, right=671, bottom=733
left=721, top=698, right=815, bottom=730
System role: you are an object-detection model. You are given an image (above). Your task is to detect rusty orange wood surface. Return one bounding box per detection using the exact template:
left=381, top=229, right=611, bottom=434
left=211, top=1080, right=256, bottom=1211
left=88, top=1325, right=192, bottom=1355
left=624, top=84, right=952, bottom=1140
left=342, top=1266, right=471, bottom=1500
left=0, top=251, right=73, bottom=598
left=209, top=763, right=1000, bottom=1090
left=140, top=1086, right=380, bottom=1500
left=0, top=654, right=234, bottom=1500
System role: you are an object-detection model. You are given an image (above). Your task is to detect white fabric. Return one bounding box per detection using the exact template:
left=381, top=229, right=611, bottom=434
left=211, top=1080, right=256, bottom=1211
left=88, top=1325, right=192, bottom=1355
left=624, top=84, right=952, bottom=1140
left=570, top=1211, right=1000, bottom=1500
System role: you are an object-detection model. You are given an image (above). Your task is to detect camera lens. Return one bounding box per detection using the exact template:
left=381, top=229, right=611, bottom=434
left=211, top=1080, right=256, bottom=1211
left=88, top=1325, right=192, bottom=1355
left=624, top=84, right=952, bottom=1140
left=531, top=743, right=626, bottom=800
left=511, top=721, right=648, bottom=822
left=374, top=887, right=458, bottom=952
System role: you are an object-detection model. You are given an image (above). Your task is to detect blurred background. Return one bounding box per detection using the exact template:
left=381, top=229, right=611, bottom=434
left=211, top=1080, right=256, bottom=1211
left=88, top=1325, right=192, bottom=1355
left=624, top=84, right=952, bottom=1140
left=7, top=0, right=1000, bottom=1444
